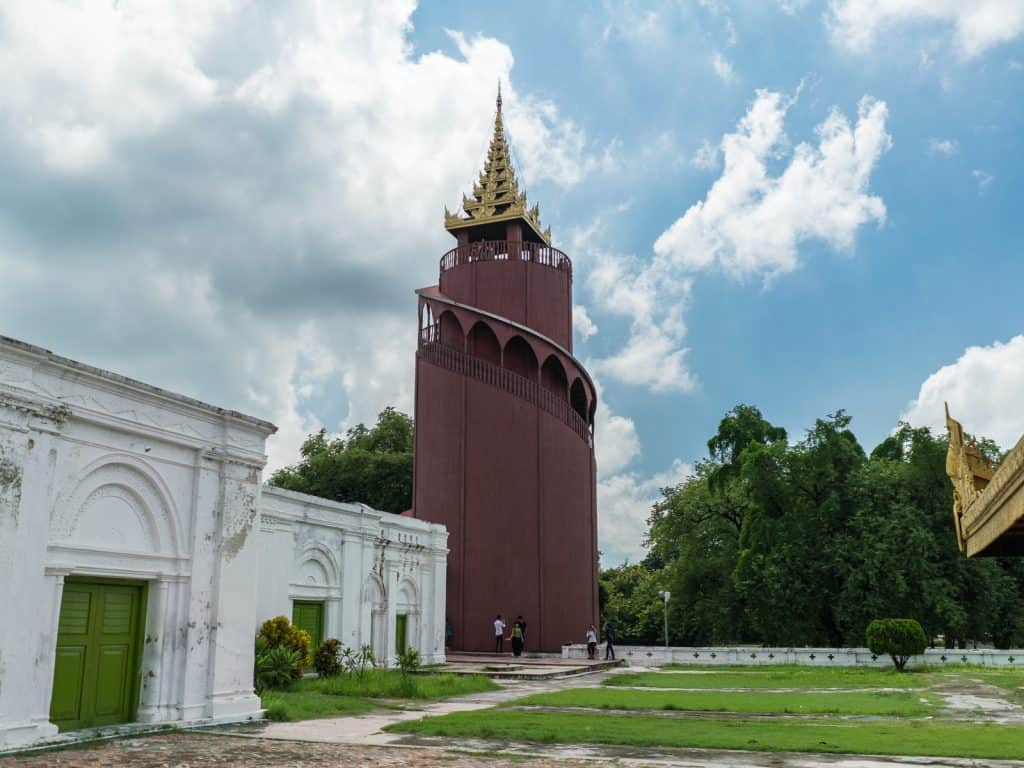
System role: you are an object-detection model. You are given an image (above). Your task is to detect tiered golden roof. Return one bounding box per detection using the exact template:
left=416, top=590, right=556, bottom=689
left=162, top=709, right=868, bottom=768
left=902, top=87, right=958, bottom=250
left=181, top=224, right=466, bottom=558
left=445, top=85, right=551, bottom=244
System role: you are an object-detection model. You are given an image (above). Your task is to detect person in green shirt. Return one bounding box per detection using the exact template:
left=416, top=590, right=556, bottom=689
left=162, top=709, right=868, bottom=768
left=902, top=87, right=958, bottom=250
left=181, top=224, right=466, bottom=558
left=509, top=619, right=524, bottom=657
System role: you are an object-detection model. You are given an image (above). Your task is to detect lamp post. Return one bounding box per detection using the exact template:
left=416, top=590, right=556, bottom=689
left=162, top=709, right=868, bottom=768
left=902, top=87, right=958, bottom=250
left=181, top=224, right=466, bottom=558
left=661, top=591, right=671, bottom=648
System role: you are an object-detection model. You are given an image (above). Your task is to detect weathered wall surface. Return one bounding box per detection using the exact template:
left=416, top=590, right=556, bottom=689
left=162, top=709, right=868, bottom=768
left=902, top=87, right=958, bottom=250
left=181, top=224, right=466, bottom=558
left=257, top=487, right=447, bottom=666
left=414, top=354, right=598, bottom=653
left=0, top=337, right=275, bottom=749
left=439, top=261, right=572, bottom=350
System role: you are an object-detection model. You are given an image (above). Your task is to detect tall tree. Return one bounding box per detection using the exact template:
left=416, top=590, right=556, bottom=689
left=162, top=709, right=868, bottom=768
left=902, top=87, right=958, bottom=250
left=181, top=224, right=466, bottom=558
left=270, top=407, right=414, bottom=514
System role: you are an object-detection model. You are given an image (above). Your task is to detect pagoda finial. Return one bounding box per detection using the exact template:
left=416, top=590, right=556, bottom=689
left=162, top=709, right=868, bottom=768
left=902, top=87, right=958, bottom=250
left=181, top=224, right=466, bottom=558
left=444, top=87, right=551, bottom=244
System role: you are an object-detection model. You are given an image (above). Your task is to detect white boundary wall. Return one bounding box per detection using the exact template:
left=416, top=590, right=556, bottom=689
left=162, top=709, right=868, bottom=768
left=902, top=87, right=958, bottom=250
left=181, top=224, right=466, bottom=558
left=563, top=644, right=1024, bottom=668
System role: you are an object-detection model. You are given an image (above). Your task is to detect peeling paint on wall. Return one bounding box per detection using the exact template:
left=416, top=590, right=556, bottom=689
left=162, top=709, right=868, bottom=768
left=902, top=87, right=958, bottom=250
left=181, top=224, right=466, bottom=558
left=0, top=457, right=23, bottom=527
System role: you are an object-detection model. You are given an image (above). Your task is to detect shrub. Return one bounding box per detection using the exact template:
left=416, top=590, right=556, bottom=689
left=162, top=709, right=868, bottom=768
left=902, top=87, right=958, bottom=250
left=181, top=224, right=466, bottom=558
left=258, top=616, right=312, bottom=670
left=255, top=644, right=302, bottom=691
left=866, top=618, right=928, bottom=671
left=397, top=647, right=421, bottom=695
left=314, top=638, right=342, bottom=677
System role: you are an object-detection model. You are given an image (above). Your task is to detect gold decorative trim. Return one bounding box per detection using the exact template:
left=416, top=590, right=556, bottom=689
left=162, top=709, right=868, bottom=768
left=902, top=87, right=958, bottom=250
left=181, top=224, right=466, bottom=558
left=444, top=85, right=552, bottom=245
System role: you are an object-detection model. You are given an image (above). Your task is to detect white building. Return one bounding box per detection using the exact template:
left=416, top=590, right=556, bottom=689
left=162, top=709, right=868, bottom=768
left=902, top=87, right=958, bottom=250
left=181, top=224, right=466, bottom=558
left=0, top=336, right=447, bottom=750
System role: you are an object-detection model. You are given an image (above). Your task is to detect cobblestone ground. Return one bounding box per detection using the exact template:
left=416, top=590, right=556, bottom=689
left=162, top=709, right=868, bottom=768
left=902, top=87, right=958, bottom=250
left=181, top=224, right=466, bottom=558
left=0, top=732, right=593, bottom=768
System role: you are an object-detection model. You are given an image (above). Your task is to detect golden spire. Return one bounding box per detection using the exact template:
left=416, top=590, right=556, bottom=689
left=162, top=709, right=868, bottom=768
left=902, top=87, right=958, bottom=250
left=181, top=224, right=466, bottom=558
left=444, top=84, right=551, bottom=244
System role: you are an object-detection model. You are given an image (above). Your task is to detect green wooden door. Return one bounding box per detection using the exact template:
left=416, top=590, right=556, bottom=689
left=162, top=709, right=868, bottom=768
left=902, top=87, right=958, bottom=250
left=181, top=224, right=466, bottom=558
left=50, top=579, right=146, bottom=731
left=395, top=614, right=408, bottom=655
left=292, top=601, right=324, bottom=650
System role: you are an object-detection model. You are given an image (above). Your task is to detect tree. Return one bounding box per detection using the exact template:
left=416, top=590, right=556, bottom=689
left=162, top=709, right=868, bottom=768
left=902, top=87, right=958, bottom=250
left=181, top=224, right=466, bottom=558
left=634, top=404, right=1024, bottom=651
left=270, top=407, right=414, bottom=514
left=866, top=618, right=927, bottom=671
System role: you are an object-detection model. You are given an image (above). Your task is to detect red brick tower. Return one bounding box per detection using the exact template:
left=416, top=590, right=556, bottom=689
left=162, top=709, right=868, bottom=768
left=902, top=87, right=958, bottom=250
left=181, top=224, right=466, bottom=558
left=412, top=87, right=598, bottom=652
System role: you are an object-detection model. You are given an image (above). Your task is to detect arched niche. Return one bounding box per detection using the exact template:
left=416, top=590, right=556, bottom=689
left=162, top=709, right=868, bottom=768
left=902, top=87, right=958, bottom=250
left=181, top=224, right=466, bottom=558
left=468, top=321, right=501, bottom=366
left=51, top=454, right=180, bottom=556
left=570, top=377, right=588, bottom=422
left=589, top=395, right=598, bottom=427
left=439, top=311, right=465, bottom=351
left=503, top=335, right=538, bottom=381
left=541, top=355, right=569, bottom=401
left=298, top=543, right=340, bottom=588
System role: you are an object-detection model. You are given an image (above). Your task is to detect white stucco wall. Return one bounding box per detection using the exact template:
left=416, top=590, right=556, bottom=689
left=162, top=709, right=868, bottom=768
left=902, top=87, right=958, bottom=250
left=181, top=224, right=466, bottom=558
left=0, top=337, right=276, bottom=749
left=0, top=335, right=450, bottom=751
left=257, top=487, right=448, bottom=667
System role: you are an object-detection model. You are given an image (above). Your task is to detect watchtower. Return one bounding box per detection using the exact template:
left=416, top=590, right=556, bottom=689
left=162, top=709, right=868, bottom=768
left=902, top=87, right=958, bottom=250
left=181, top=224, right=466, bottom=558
left=412, top=87, right=599, bottom=652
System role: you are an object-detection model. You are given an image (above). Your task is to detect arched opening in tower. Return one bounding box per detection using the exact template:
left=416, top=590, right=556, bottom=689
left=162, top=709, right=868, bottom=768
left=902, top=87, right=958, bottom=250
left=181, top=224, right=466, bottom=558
left=570, top=377, right=588, bottom=422
left=541, top=355, right=569, bottom=401
left=439, top=311, right=465, bottom=351
left=502, top=335, right=538, bottom=382
left=467, top=321, right=501, bottom=366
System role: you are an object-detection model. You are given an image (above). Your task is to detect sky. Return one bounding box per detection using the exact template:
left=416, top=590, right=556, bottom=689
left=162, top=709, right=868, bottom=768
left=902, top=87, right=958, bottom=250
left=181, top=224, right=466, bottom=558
left=1, top=1, right=1022, bottom=565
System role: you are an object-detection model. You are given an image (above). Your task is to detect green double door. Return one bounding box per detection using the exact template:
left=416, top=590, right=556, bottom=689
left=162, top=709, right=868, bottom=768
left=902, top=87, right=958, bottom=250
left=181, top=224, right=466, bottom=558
left=395, top=614, right=408, bottom=655
left=292, top=601, right=324, bottom=649
left=50, top=579, right=147, bottom=731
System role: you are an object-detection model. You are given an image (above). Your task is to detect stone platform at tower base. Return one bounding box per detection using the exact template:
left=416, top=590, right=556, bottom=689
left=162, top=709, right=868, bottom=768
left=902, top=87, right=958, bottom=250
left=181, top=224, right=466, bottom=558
left=439, top=653, right=621, bottom=679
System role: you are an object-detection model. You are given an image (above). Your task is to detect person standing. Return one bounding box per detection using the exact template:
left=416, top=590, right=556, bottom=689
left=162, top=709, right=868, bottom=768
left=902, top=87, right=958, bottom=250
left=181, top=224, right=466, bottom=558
left=586, top=624, right=598, bottom=659
left=509, top=619, right=524, bottom=657
left=603, top=620, right=616, bottom=660
left=516, top=615, right=527, bottom=652
left=493, top=614, right=505, bottom=653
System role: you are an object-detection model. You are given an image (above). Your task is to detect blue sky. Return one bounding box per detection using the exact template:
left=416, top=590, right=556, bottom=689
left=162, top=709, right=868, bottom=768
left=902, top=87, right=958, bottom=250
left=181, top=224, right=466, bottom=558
left=1, top=1, right=1022, bottom=564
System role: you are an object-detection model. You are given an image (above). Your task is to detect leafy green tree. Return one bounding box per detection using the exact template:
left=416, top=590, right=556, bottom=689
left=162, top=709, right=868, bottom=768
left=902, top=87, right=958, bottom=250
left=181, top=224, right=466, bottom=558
left=270, top=407, right=414, bottom=514
left=631, top=405, right=1024, bottom=650
left=599, top=563, right=666, bottom=644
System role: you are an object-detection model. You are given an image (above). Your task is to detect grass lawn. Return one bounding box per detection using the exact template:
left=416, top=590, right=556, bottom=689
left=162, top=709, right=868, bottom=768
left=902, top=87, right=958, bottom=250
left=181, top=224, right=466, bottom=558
left=386, top=710, right=1024, bottom=760
left=305, top=669, right=499, bottom=699
left=260, top=689, right=382, bottom=721
left=510, top=687, right=937, bottom=716
left=259, top=670, right=499, bottom=721
left=608, top=666, right=932, bottom=690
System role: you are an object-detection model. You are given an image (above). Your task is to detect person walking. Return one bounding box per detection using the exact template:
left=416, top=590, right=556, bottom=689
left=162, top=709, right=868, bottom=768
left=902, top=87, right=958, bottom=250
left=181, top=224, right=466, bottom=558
left=603, top=620, right=616, bottom=660
left=586, top=624, right=598, bottom=659
left=509, top=619, right=524, bottom=657
left=493, top=614, right=505, bottom=653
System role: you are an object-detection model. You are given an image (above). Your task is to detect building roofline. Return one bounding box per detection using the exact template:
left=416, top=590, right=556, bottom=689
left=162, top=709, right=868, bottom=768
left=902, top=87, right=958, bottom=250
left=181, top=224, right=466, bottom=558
left=0, top=334, right=278, bottom=435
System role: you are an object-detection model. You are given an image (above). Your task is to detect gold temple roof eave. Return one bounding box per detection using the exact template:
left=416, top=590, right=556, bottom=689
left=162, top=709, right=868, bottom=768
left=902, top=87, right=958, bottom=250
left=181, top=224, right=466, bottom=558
left=444, top=208, right=551, bottom=244
left=959, top=431, right=1024, bottom=556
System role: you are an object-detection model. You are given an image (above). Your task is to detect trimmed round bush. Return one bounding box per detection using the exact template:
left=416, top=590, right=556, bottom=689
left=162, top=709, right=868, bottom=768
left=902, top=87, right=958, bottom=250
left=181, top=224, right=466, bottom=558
left=866, top=618, right=927, bottom=671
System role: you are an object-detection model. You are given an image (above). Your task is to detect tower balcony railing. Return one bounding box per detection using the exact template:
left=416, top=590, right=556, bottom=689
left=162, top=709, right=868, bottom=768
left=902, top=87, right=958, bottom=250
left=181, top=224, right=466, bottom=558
left=439, top=239, right=572, bottom=276
left=417, top=335, right=592, bottom=446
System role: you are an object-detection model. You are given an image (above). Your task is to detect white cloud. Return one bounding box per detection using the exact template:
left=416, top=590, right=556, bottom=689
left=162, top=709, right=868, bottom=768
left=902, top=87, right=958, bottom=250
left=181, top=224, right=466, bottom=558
left=902, top=335, right=1024, bottom=451
left=711, top=51, right=735, bottom=83
left=0, top=0, right=607, bottom=472
left=929, top=137, right=958, bottom=156
left=582, top=89, right=890, bottom=397
left=692, top=139, right=720, bottom=170
left=574, top=305, right=599, bottom=341
left=827, top=0, right=1024, bottom=59
left=598, top=458, right=692, bottom=564
left=973, top=169, right=994, bottom=191
left=654, top=89, right=891, bottom=281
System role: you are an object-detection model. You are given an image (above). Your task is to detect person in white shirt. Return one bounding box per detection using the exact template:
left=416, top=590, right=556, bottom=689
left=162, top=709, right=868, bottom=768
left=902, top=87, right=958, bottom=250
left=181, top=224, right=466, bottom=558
left=494, top=614, right=505, bottom=653
left=586, top=625, right=598, bottom=659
